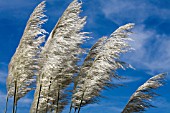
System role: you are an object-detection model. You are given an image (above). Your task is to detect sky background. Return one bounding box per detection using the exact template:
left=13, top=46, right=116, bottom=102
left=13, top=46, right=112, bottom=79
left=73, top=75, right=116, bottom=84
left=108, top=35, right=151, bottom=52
left=0, top=0, right=170, bottom=113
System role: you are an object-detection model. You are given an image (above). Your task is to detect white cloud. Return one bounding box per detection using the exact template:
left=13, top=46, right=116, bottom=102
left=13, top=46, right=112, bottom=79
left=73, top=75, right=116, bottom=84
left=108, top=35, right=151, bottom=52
left=0, top=90, right=33, bottom=112
left=0, top=91, right=6, bottom=98
left=19, top=98, right=32, bottom=104
left=146, top=97, right=170, bottom=113
left=0, top=70, right=7, bottom=84
left=99, top=0, right=170, bottom=24
left=81, top=102, right=123, bottom=113
left=112, top=75, right=141, bottom=84
left=153, top=97, right=170, bottom=108
left=85, top=0, right=170, bottom=74
left=122, top=25, right=170, bottom=74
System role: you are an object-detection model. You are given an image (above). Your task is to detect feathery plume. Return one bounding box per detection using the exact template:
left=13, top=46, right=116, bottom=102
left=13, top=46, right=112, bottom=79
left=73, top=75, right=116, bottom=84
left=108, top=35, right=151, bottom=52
left=69, top=36, right=107, bottom=113
left=30, top=0, right=89, bottom=112
left=7, top=0, right=47, bottom=102
left=122, top=73, right=166, bottom=113
left=71, top=23, right=134, bottom=112
left=74, top=36, right=107, bottom=88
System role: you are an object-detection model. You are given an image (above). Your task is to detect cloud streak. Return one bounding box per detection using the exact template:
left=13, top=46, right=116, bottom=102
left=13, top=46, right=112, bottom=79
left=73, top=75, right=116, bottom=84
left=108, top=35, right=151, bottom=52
left=0, top=70, right=7, bottom=84
left=100, top=0, right=170, bottom=24
left=122, top=25, right=170, bottom=74
left=0, top=91, right=33, bottom=113
left=95, top=0, right=170, bottom=74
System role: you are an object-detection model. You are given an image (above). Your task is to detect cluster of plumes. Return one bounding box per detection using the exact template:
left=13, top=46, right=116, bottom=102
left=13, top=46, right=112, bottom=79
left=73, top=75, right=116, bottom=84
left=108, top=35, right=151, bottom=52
left=6, top=0, right=167, bottom=113
left=122, top=73, right=166, bottom=113
left=7, top=1, right=47, bottom=101
left=30, top=0, right=89, bottom=112
left=71, top=23, right=135, bottom=109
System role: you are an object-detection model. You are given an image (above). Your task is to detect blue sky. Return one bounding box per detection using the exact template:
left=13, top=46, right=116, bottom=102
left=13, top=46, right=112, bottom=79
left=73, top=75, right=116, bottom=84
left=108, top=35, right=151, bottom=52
left=0, top=0, right=170, bottom=113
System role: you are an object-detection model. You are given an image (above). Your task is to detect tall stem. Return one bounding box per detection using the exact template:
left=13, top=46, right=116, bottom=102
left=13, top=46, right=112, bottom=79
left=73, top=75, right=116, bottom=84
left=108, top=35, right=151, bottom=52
left=77, top=90, right=86, bottom=113
left=4, top=93, right=9, bottom=113
left=69, top=101, right=73, bottom=113
left=15, top=101, right=18, bottom=113
left=46, top=78, right=52, bottom=113
left=74, top=108, right=77, bottom=113
left=56, top=85, right=60, bottom=113
left=50, top=102, right=53, bottom=113
left=12, top=81, right=17, bottom=113
left=35, top=84, right=42, bottom=113
left=69, top=78, right=79, bottom=113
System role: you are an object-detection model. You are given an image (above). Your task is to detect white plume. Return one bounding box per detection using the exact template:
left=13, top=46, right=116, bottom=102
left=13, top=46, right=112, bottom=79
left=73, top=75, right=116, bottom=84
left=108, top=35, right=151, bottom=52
left=7, top=1, right=47, bottom=101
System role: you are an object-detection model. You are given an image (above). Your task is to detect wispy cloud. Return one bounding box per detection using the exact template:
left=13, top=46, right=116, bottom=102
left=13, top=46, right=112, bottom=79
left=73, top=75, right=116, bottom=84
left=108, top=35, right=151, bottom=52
left=112, top=75, right=141, bottom=84
left=153, top=97, right=170, bottom=108
left=121, top=25, right=170, bottom=74
left=77, top=102, right=123, bottom=113
left=0, top=70, right=7, bottom=84
left=146, top=97, right=170, bottom=113
left=99, top=0, right=170, bottom=24
left=0, top=90, right=33, bottom=113
left=96, top=0, right=170, bottom=74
